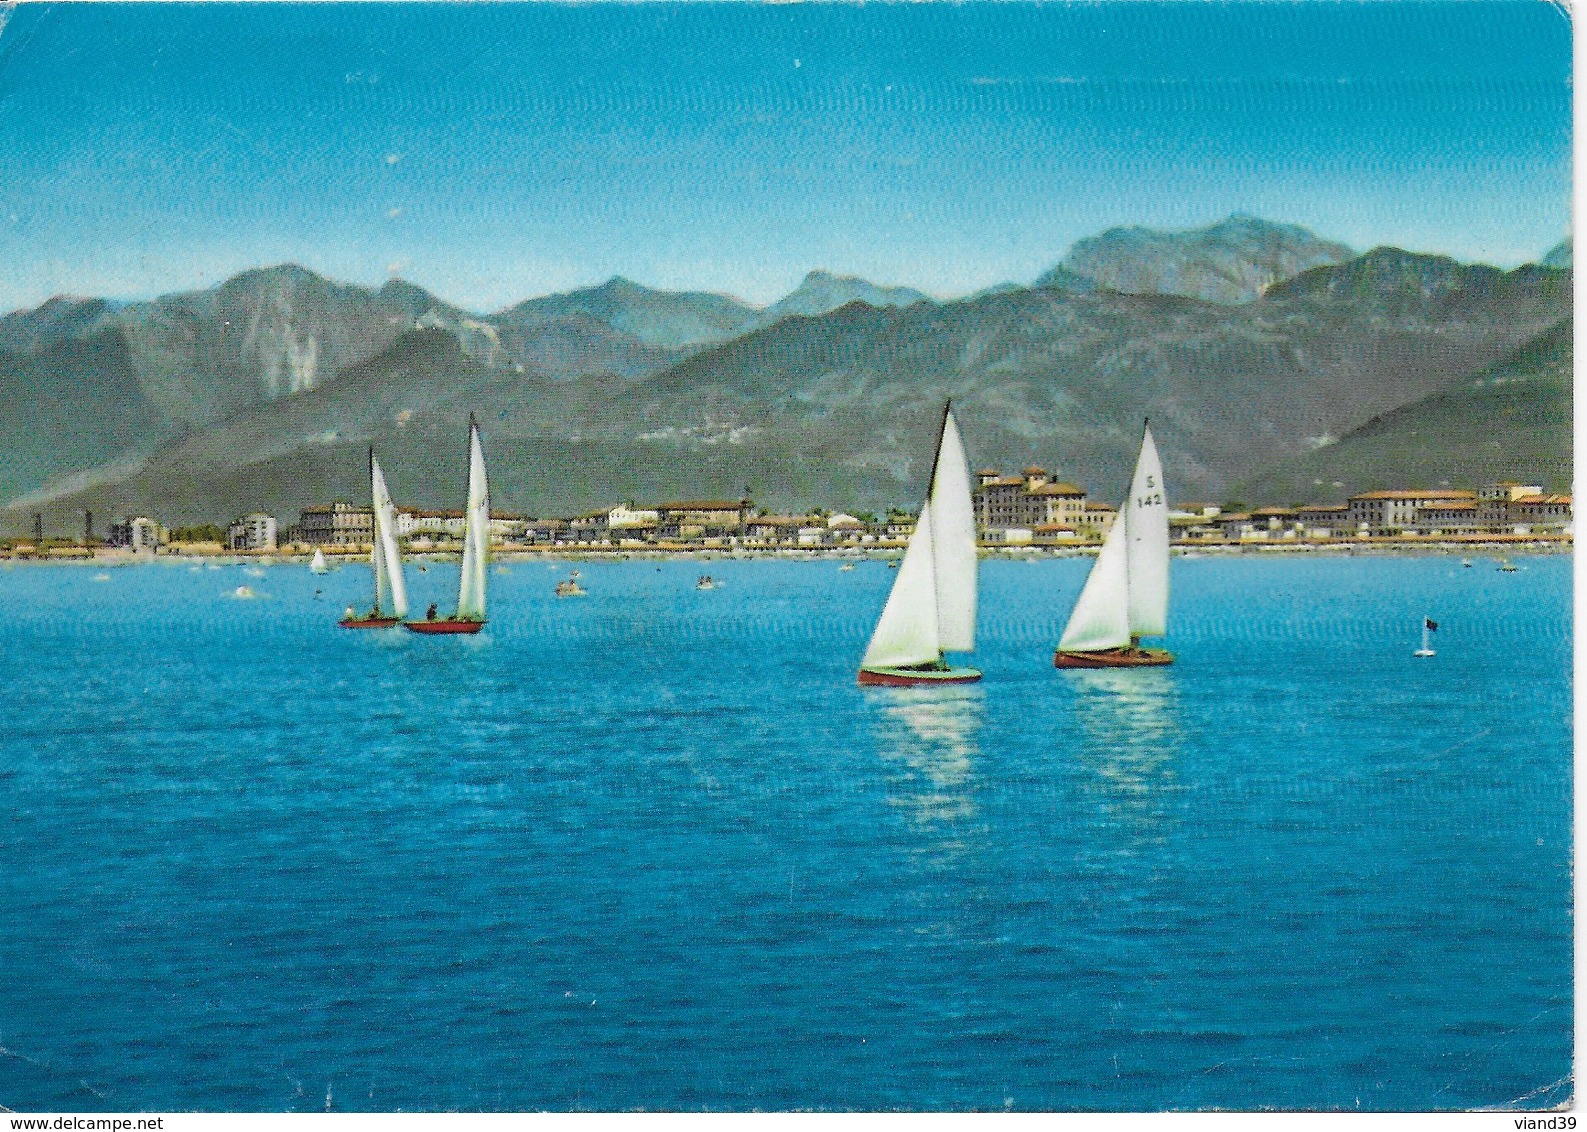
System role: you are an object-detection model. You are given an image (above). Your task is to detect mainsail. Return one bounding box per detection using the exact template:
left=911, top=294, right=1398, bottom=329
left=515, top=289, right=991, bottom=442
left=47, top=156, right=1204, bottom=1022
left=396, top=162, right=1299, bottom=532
left=1124, top=426, right=1168, bottom=638
left=370, top=454, right=408, bottom=619
left=928, top=408, right=977, bottom=653
left=861, top=502, right=940, bottom=668
left=455, top=419, right=490, bottom=621
left=1057, top=423, right=1169, bottom=652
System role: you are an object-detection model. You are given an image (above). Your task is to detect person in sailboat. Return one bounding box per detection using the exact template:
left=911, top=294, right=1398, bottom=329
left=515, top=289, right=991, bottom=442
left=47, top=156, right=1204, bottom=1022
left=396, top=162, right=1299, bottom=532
left=426, top=602, right=438, bottom=620
left=344, top=604, right=357, bottom=621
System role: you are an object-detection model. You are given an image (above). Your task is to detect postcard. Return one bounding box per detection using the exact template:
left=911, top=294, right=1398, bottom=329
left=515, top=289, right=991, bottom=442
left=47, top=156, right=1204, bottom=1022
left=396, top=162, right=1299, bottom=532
left=0, top=0, right=1571, bottom=1115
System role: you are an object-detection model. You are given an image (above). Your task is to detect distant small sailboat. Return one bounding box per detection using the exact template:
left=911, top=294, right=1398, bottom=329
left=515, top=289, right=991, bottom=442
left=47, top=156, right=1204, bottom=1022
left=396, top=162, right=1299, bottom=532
left=858, top=403, right=980, bottom=686
left=406, top=417, right=489, bottom=634
left=1054, top=422, right=1173, bottom=668
left=696, top=574, right=716, bottom=591
left=1414, top=616, right=1437, bottom=657
left=839, top=562, right=856, bottom=572
left=341, top=449, right=409, bottom=629
left=555, top=569, right=587, bottom=597
left=1461, top=558, right=1473, bottom=568
left=310, top=548, right=329, bottom=575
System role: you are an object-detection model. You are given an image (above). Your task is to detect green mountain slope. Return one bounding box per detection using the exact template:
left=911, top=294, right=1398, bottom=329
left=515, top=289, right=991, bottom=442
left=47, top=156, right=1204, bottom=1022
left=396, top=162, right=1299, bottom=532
left=1236, top=319, right=1572, bottom=504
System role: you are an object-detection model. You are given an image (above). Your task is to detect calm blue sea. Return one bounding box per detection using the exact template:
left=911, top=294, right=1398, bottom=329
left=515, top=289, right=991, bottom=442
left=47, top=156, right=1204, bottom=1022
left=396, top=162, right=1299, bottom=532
left=0, top=553, right=1571, bottom=1112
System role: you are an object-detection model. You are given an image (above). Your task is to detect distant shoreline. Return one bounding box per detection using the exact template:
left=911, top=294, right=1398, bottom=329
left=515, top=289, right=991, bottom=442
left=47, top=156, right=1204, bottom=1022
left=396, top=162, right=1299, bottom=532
left=1, top=537, right=1571, bottom=566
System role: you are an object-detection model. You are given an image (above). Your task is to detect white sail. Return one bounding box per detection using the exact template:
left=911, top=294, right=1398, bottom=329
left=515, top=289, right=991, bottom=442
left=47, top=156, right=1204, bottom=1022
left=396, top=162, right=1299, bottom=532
left=456, top=420, right=489, bottom=621
left=370, top=455, right=409, bottom=619
left=310, top=548, right=328, bottom=574
left=1124, top=426, right=1169, bottom=638
left=371, top=521, right=386, bottom=612
left=1058, top=505, right=1132, bottom=652
left=929, top=408, right=978, bottom=654
left=861, top=502, right=940, bottom=668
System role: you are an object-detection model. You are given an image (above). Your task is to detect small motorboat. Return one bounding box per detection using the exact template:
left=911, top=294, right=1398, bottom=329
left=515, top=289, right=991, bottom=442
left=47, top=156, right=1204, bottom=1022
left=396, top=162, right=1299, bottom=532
left=696, top=575, right=716, bottom=591
left=1498, top=558, right=1518, bottom=572
left=1461, top=558, right=1473, bottom=568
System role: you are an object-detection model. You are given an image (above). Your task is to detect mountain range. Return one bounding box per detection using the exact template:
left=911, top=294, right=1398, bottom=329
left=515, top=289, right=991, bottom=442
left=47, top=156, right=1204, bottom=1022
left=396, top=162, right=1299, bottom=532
left=0, top=216, right=1570, bottom=532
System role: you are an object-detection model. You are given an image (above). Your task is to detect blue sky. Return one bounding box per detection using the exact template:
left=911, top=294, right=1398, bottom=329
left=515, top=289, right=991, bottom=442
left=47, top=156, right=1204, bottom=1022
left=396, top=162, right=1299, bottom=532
left=0, top=1, right=1571, bottom=314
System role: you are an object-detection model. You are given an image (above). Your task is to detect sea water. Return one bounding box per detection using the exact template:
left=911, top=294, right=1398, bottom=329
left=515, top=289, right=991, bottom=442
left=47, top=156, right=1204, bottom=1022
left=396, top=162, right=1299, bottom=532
left=0, top=554, right=1570, bottom=1111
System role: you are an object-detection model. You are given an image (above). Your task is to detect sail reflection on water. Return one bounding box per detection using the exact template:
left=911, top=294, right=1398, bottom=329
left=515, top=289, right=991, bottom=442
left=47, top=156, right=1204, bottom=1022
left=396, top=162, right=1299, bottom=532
left=869, top=685, right=984, bottom=853
left=1066, top=668, right=1183, bottom=842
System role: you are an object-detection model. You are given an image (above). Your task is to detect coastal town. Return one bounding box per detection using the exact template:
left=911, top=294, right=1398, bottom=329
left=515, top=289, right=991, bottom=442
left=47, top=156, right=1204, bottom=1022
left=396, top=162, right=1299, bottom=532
left=1, top=467, right=1571, bottom=560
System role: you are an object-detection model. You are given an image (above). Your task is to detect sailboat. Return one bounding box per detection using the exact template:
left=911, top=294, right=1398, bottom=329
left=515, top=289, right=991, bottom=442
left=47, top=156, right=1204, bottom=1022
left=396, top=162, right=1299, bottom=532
left=857, top=403, right=980, bottom=686
left=310, top=548, right=329, bottom=575
left=340, top=449, right=409, bottom=629
left=1053, top=422, right=1173, bottom=668
left=406, top=417, right=490, bottom=635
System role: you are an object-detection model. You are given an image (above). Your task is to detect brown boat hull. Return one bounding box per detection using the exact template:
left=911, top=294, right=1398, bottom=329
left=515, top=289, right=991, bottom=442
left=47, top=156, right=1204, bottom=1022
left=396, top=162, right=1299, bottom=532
left=339, top=617, right=401, bottom=629
left=404, top=619, right=486, bottom=635
left=858, top=666, right=982, bottom=686
left=1053, top=646, right=1174, bottom=668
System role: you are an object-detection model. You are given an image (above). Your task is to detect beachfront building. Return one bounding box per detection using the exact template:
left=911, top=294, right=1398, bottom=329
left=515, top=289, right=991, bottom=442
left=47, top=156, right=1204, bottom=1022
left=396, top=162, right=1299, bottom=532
left=1345, top=490, right=1479, bottom=536
left=1414, top=501, right=1481, bottom=535
left=1081, top=503, right=1117, bottom=536
left=744, top=516, right=807, bottom=546
left=607, top=504, right=660, bottom=530
left=655, top=499, right=754, bottom=540
left=522, top=519, right=569, bottom=545
left=397, top=508, right=464, bottom=539
left=108, top=516, right=166, bottom=553
left=1505, top=492, right=1573, bottom=533
left=296, top=502, right=375, bottom=546
left=567, top=512, right=611, bottom=545
left=974, top=467, right=1088, bottom=535
left=227, top=513, right=278, bottom=552
left=1294, top=505, right=1349, bottom=538
left=489, top=513, right=528, bottom=541
left=1477, top=482, right=1546, bottom=527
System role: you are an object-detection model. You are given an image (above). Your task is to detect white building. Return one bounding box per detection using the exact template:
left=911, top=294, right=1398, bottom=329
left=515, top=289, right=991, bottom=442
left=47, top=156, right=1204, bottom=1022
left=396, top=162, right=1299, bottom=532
left=109, top=516, right=164, bottom=553
left=608, top=504, right=661, bottom=530
left=227, top=513, right=278, bottom=551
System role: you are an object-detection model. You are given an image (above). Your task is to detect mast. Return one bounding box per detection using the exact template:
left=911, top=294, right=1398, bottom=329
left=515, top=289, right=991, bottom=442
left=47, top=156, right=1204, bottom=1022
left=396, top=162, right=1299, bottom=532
left=369, top=448, right=385, bottom=615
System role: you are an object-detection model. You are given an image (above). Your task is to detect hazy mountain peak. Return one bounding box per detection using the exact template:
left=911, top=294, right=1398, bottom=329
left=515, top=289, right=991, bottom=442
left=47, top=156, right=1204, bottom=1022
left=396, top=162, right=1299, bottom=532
left=496, top=276, right=759, bottom=352
left=1051, top=214, right=1354, bottom=304
left=1542, top=237, right=1572, bottom=269
left=0, top=295, right=114, bottom=354
left=761, top=271, right=930, bottom=322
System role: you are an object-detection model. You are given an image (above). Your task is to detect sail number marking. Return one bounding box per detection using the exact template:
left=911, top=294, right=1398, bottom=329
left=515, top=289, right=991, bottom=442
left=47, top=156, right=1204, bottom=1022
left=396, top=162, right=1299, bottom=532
left=1136, top=492, right=1163, bottom=509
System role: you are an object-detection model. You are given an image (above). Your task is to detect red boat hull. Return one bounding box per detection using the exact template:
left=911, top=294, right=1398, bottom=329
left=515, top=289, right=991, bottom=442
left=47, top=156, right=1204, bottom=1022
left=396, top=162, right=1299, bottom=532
left=1053, top=647, right=1174, bottom=668
left=339, top=617, right=401, bottom=629
left=858, top=666, right=982, bottom=687
left=404, top=619, right=486, bottom=635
